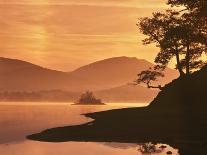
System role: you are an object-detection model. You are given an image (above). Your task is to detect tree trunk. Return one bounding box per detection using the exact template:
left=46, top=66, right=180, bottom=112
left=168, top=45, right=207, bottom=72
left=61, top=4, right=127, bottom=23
left=147, top=82, right=163, bottom=90
left=186, top=42, right=190, bottom=75
left=175, top=46, right=185, bottom=77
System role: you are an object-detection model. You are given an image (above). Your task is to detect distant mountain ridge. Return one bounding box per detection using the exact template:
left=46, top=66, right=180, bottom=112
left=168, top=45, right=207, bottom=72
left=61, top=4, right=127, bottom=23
left=0, top=56, right=178, bottom=102
left=95, top=84, right=158, bottom=103
left=0, top=57, right=85, bottom=91
left=70, top=56, right=178, bottom=89
left=70, top=57, right=153, bottom=89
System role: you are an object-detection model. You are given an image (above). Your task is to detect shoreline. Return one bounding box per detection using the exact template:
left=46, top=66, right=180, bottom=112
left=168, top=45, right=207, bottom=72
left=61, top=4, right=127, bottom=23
left=27, top=106, right=207, bottom=155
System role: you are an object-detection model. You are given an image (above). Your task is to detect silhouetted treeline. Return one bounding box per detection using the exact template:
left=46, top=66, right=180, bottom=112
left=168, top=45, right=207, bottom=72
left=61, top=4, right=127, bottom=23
left=0, top=90, right=80, bottom=102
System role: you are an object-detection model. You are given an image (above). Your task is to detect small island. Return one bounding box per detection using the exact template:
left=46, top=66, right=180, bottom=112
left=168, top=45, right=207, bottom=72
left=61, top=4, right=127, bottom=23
left=74, top=91, right=105, bottom=105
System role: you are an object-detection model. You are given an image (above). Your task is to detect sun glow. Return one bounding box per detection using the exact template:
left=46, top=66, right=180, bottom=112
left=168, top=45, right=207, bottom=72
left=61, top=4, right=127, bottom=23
left=0, top=0, right=167, bottom=71
left=0, top=0, right=167, bottom=8
left=30, top=26, right=48, bottom=52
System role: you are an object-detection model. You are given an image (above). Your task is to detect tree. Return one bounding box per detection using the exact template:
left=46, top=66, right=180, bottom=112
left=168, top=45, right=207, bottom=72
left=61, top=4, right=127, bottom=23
left=168, top=0, right=207, bottom=16
left=168, top=0, right=207, bottom=46
left=77, top=91, right=103, bottom=104
left=135, top=0, right=207, bottom=89
left=137, top=9, right=207, bottom=77
left=135, top=67, right=164, bottom=90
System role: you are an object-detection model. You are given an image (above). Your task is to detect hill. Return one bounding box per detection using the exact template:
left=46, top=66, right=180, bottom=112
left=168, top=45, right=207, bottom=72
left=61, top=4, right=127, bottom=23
left=0, top=56, right=177, bottom=102
left=0, top=57, right=84, bottom=91
left=95, top=84, right=158, bottom=103
left=70, top=56, right=178, bottom=90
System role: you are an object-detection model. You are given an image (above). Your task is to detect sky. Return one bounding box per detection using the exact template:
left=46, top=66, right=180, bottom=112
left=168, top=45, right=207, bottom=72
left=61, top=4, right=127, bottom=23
left=0, top=0, right=168, bottom=71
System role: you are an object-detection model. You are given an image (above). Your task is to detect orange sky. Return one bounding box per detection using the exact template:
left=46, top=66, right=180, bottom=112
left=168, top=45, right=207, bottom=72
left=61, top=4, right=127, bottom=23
left=0, top=0, right=168, bottom=71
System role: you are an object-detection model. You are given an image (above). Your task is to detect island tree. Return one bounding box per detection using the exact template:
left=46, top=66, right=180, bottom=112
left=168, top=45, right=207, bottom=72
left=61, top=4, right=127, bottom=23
left=76, top=91, right=103, bottom=105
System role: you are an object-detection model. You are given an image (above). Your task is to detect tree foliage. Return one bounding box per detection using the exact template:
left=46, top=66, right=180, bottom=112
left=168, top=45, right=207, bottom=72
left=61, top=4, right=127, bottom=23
left=135, top=0, right=207, bottom=89
left=138, top=10, right=207, bottom=76
left=168, top=0, right=207, bottom=16
left=135, top=67, right=164, bottom=90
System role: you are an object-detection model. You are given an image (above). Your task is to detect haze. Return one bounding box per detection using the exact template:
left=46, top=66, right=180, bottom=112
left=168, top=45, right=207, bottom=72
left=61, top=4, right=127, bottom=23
left=0, top=0, right=167, bottom=71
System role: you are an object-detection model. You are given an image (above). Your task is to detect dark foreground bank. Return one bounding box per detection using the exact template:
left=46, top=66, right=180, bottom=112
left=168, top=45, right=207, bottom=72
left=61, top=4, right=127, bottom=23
left=28, top=66, right=207, bottom=155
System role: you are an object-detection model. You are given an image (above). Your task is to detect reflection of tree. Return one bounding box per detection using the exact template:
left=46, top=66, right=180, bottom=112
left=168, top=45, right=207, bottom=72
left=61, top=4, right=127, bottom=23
left=138, top=143, right=159, bottom=154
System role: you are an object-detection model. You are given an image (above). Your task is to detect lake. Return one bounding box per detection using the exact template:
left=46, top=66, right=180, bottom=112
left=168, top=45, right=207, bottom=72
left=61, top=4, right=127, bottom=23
left=0, top=102, right=178, bottom=155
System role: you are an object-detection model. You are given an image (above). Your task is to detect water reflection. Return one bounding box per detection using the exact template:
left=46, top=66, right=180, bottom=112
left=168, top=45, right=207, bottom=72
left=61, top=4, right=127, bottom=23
left=0, top=102, right=142, bottom=144
left=0, top=102, right=178, bottom=155
left=0, top=141, right=140, bottom=155
left=0, top=141, right=179, bottom=155
left=102, top=142, right=179, bottom=154
left=101, top=142, right=137, bottom=149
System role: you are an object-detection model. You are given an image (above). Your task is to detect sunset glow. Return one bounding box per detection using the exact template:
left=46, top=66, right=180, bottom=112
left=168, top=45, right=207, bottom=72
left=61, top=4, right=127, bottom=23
left=0, top=0, right=167, bottom=71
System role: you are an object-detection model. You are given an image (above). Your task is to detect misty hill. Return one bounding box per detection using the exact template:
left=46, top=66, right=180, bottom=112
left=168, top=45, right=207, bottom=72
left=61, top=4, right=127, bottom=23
left=95, top=84, right=158, bottom=103
left=0, top=86, right=157, bottom=103
left=70, top=56, right=178, bottom=90
left=0, top=57, right=85, bottom=91
left=0, top=56, right=177, bottom=103
left=0, top=90, right=80, bottom=102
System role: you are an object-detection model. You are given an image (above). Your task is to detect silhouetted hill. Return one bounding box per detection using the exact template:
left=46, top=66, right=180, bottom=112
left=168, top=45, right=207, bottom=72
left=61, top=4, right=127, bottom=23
left=150, top=65, right=207, bottom=112
left=88, top=66, right=207, bottom=154
left=28, top=66, right=207, bottom=155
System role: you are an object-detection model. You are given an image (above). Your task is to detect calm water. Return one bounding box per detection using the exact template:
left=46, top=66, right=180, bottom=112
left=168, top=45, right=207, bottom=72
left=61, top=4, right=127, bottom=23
left=0, top=102, right=178, bottom=155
